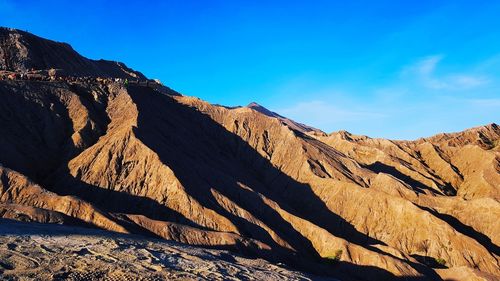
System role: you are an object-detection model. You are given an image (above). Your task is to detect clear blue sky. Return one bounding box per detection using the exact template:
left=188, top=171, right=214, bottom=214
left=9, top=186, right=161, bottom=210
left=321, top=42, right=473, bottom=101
left=1, top=0, right=499, bottom=139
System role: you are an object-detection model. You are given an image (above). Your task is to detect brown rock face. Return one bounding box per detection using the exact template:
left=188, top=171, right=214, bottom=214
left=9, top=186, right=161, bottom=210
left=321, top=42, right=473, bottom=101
left=0, top=28, right=498, bottom=280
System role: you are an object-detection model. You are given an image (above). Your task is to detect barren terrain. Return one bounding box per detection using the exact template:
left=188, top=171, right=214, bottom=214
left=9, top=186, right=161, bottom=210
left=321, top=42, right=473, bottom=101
left=0, top=219, right=328, bottom=281
left=0, top=27, right=498, bottom=280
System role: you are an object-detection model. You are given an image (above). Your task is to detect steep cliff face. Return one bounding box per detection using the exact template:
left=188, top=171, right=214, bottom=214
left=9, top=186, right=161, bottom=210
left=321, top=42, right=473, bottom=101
left=0, top=28, right=498, bottom=280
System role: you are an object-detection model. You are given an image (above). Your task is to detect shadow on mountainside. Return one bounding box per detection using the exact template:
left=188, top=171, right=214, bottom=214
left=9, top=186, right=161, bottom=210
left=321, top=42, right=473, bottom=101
left=0, top=81, right=76, bottom=181
left=363, top=161, right=438, bottom=195
left=416, top=205, right=499, bottom=255
left=0, top=81, right=442, bottom=279
left=0, top=219, right=441, bottom=281
left=125, top=86, right=443, bottom=279
left=336, top=261, right=441, bottom=281
left=53, top=174, right=206, bottom=233
left=129, top=86, right=378, bottom=247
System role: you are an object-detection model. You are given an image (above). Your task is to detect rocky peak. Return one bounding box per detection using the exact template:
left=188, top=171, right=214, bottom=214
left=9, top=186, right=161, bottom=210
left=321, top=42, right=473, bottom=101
left=247, top=102, right=280, bottom=118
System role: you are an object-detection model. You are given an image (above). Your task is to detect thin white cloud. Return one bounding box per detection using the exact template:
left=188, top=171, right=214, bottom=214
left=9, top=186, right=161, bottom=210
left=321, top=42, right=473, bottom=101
left=267, top=54, right=498, bottom=136
left=448, top=75, right=490, bottom=88
left=276, top=100, right=386, bottom=126
left=415, top=55, right=442, bottom=75
left=404, top=55, right=490, bottom=90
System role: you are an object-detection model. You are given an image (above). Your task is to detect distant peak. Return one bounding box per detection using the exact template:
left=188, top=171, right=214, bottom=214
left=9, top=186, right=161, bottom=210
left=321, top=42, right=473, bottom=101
left=247, top=102, right=263, bottom=108
left=329, top=130, right=352, bottom=137
left=246, top=102, right=278, bottom=118
left=333, top=130, right=353, bottom=140
left=337, top=130, right=352, bottom=135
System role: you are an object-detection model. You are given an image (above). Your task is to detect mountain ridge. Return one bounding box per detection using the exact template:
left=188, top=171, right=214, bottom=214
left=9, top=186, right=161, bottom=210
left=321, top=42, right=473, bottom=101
left=0, top=27, right=145, bottom=79
left=0, top=28, right=498, bottom=281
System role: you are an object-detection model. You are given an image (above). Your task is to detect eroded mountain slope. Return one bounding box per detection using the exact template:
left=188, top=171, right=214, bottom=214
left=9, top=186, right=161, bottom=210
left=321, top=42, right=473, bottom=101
left=176, top=96, right=499, bottom=275
left=0, top=28, right=498, bottom=280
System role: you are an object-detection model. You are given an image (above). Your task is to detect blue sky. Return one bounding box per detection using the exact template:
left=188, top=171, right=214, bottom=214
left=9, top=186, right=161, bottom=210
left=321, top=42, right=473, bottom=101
left=1, top=0, right=499, bottom=139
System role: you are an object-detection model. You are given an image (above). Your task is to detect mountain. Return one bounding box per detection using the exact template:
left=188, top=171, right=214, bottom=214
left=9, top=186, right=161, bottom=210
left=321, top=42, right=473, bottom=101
left=0, top=27, right=498, bottom=281
left=0, top=27, right=144, bottom=79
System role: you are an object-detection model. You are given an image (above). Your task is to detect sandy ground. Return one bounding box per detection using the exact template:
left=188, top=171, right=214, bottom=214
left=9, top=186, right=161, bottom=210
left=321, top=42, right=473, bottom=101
left=0, top=220, right=332, bottom=281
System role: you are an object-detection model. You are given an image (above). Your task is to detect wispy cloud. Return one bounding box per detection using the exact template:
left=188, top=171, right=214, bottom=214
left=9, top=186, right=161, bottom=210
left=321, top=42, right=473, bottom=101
left=274, top=100, right=387, bottom=132
left=278, top=100, right=385, bottom=120
left=414, top=55, right=442, bottom=75
left=267, top=54, right=498, bottom=137
left=403, top=55, right=490, bottom=90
